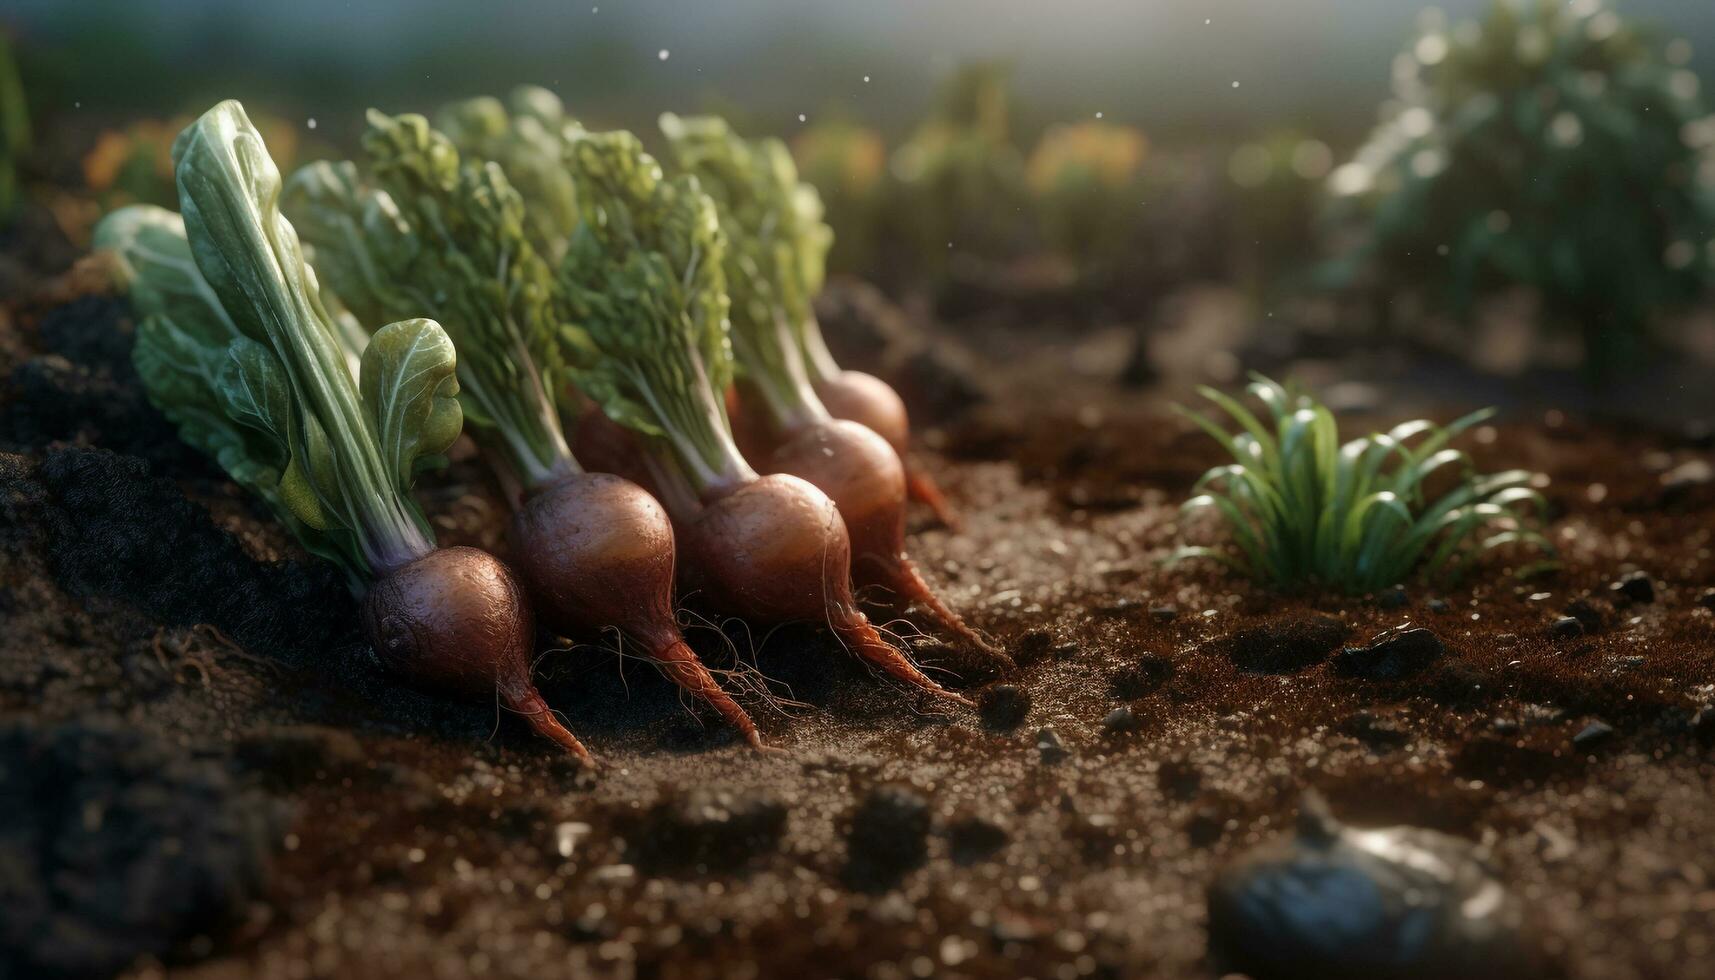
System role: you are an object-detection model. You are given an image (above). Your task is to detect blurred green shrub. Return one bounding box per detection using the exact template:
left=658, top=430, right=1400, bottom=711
left=83, top=114, right=301, bottom=212
left=791, top=117, right=886, bottom=275
left=1, top=33, right=29, bottom=224
left=1026, top=120, right=1148, bottom=275
left=1323, top=0, right=1715, bottom=376
left=1226, top=132, right=1333, bottom=297
left=883, top=61, right=1030, bottom=283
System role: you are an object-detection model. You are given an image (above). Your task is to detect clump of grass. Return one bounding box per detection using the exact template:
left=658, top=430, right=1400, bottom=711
left=1172, top=375, right=1551, bottom=594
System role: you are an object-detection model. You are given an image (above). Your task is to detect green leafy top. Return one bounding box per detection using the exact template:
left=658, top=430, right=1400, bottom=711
left=247, top=161, right=374, bottom=374
left=285, top=110, right=574, bottom=489
left=553, top=128, right=751, bottom=500
left=1322, top=0, right=1715, bottom=371
left=657, top=113, right=836, bottom=431
left=171, top=99, right=461, bottom=580
left=98, top=203, right=366, bottom=580
left=1172, top=374, right=1551, bottom=594
left=436, top=85, right=579, bottom=263
left=278, top=158, right=412, bottom=337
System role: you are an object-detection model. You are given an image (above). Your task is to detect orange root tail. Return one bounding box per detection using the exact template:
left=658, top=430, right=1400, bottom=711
left=830, top=609, right=975, bottom=708
left=507, top=688, right=598, bottom=769
left=879, top=557, right=1013, bottom=667
left=648, top=638, right=769, bottom=753
left=906, top=469, right=962, bottom=531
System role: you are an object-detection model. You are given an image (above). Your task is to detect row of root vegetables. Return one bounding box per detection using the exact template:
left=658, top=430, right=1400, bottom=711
left=97, top=98, right=1005, bottom=769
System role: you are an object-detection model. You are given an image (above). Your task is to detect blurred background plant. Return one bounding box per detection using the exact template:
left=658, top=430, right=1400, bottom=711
left=1225, top=131, right=1334, bottom=300
left=81, top=114, right=301, bottom=214
left=791, top=116, right=887, bottom=276
left=1026, top=120, right=1148, bottom=281
left=1321, top=0, right=1715, bottom=379
left=880, top=61, right=1031, bottom=287
left=1, top=32, right=29, bottom=227
left=3, top=0, right=1713, bottom=391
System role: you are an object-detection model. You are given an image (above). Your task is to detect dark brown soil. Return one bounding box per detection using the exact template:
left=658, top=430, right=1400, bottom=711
left=3, top=248, right=1714, bottom=979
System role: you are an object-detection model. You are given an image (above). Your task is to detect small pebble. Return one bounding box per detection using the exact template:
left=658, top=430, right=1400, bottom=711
left=1426, top=598, right=1450, bottom=613
left=844, top=783, right=931, bottom=889
left=1375, top=585, right=1409, bottom=609
left=978, top=684, right=1031, bottom=731
left=1550, top=616, right=1583, bottom=639
left=1334, top=626, right=1445, bottom=680
left=1609, top=571, right=1655, bottom=604
left=1036, top=727, right=1070, bottom=764
left=1207, top=793, right=1539, bottom=978
left=1573, top=720, right=1614, bottom=747
left=1101, top=706, right=1139, bottom=734
left=946, top=810, right=1009, bottom=865
left=1564, top=597, right=1604, bottom=632
left=1012, top=629, right=1054, bottom=665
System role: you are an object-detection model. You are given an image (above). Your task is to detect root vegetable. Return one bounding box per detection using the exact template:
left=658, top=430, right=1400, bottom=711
left=109, top=101, right=588, bottom=762
left=284, top=112, right=761, bottom=752
left=363, top=545, right=591, bottom=765
left=511, top=473, right=762, bottom=748
left=809, top=368, right=961, bottom=529
left=555, top=129, right=971, bottom=708
left=657, top=113, right=1001, bottom=661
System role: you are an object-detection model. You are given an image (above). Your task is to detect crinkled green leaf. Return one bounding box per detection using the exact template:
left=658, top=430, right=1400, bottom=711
left=554, top=128, right=740, bottom=491
left=360, top=317, right=463, bottom=488
left=96, top=205, right=237, bottom=347
left=216, top=335, right=327, bottom=526
left=294, top=109, right=571, bottom=487
left=436, top=86, right=579, bottom=262
left=658, top=113, right=828, bottom=423
left=281, top=159, right=416, bottom=337
left=101, top=203, right=367, bottom=581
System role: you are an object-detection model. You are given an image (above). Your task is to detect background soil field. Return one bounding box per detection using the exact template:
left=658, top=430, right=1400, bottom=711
left=4, top=217, right=1714, bottom=978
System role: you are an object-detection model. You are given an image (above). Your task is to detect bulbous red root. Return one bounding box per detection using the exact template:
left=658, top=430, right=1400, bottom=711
left=766, top=420, right=1008, bottom=663
left=813, top=370, right=962, bottom=529
left=511, top=473, right=765, bottom=751
left=362, top=546, right=596, bottom=767
left=683, top=473, right=970, bottom=707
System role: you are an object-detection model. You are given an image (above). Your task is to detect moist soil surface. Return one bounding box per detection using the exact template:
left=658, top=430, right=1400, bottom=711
left=3, top=244, right=1714, bottom=979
